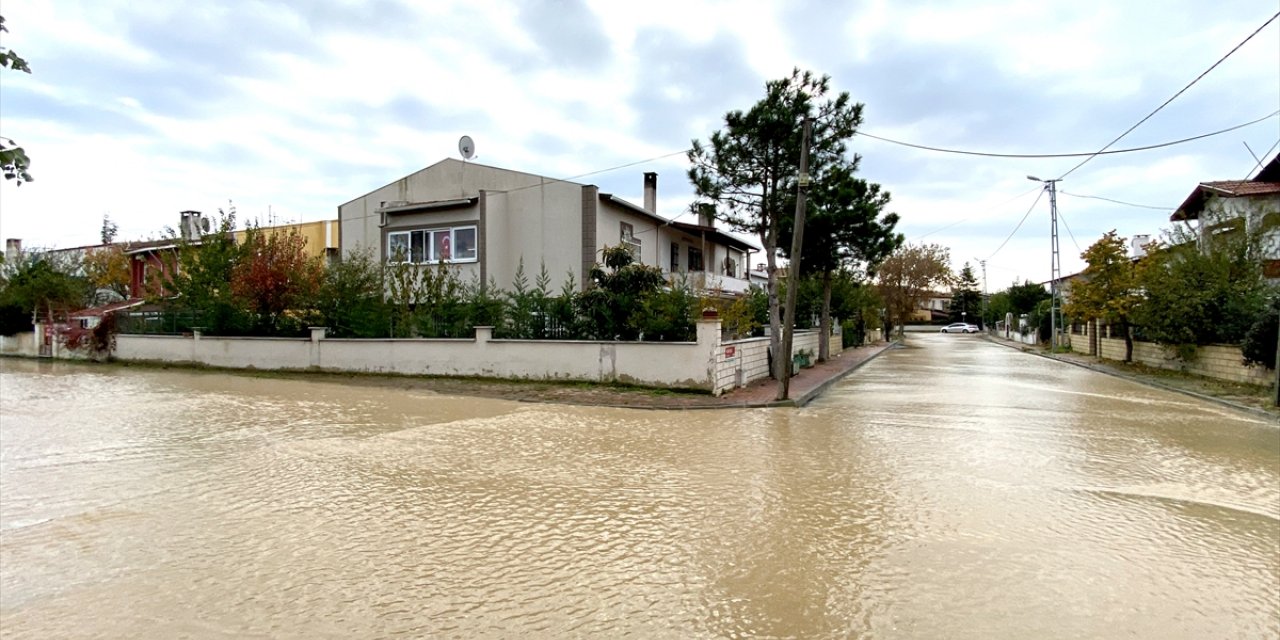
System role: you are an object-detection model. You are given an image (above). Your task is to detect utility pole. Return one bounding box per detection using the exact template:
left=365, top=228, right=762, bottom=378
left=976, top=258, right=988, bottom=330
left=779, top=117, right=812, bottom=402
left=1028, top=176, right=1062, bottom=350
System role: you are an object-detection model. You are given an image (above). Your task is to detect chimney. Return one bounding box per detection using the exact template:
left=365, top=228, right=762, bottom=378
left=179, top=210, right=203, bottom=242
left=5, top=238, right=21, bottom=263
left=1130, top=234, right=1150, bottom=259
left=643, top=172, right=657, bottom=213
left=697, top=203, right=715, bottom=228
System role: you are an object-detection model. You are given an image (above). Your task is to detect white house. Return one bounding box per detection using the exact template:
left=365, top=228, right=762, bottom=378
left=1170, top=154, right=1280, bottom=277
left=338, top=159, right=759, bottom=295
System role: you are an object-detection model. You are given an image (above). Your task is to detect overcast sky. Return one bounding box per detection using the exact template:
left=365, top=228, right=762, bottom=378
left=1, top=0, right=1277, bottom=288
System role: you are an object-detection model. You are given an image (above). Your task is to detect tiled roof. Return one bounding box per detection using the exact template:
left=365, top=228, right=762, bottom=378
left=1170, top=180, right=1280, bottom=221
left=1199, top=180, right=1280, bottom=197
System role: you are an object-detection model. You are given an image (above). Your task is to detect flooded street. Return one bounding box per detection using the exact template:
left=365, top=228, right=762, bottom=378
left=2, top=335, right=1277, bottom=638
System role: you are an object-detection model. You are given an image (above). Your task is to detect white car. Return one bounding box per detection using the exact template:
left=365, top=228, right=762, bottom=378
left=940, top=322, right=980, bottom=334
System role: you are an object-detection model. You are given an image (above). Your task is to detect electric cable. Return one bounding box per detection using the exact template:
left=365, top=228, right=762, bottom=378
left=986, top=187, right=1045, bottom=260
left=1056, top=10, right=1280, bottom=180
left=1057, top=209, right=1083, bottom=255
left=912, top=186, right=1043, bottom=241
left=853, top=110, right=1277, bottom=159
left=1059, top=191, right=1174, bottom=210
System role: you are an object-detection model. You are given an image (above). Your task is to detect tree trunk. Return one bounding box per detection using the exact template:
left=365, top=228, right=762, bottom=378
left=765, top=241, right=783, bottom=381
left=1122, top=320, right=1133, bottom=363
left=819, top=270, right=832, bottom=361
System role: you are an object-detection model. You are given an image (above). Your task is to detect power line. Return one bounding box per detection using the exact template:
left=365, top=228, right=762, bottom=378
left=986, top=187, right=1045, bottom=260
left=1059, top=191, right=1174, bottom=210
left=913, top=186, right=1043, bottom=240
left=1057, top=10, right=1280, bottom=180
left=854, top=110, right=1277, bottom=159
left=559, top=149, right=690, bottom=182
left=1057, top=208, right=1083, bottom=255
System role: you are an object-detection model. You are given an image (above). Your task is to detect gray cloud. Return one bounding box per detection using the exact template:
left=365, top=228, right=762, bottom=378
left=628, top=28, right=761, bottom=147
left=2, top=85, right=155, bottom=138
left=516, top=0, right=612, bottom=71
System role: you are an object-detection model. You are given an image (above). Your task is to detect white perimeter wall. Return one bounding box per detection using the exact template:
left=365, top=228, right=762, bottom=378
left=117, top=323, right=723, bottom=392
left=713, top=329, right=839, bottom=395
left=111, top=323, right=854, bottom=395
left=0, top=332, right=38, bottom=357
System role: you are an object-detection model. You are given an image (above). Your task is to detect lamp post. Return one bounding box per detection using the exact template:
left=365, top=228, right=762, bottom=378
left=1028, top=175, right=1062, bottom=350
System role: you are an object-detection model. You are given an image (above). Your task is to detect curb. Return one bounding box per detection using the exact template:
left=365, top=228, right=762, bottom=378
left=983, top=336, right=1279, bottom=423
left=794, top=341, right=901, bottom=408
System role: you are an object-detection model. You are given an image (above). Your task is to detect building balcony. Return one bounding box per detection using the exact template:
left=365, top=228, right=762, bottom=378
left=669, top=271, right=752, bottom=295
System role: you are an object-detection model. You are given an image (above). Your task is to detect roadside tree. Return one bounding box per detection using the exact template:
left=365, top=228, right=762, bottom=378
left=876, top=243, right=953, bottom=339
left=780, top=160, right=901, bottom=360
left=689, top=68, right=862, bottom=379
left=1063, top=231, right=1141, bottom=361
left=83, top=245, right=131, bottom=300
left=1134, top=226, right=1268, bottom=351
left=949, top=263, right=982, bottom=327
left=0, top=251, right=87, bottom=331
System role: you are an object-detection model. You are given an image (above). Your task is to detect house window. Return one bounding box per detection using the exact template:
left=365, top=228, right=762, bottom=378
left=688, top=246, right=704, bottom=272
left=387, top=225, right=479, bottom=264
left=670, top=242, right=680, bottom=272
left=620, top=222, right=641, bottom=261
left=724, top=256, right=737, bottom=278
left=454, top=227, right=477, bottom=261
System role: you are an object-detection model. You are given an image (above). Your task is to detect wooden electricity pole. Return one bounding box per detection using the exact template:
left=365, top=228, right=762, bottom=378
left=778, top=117, right=812, bottom=401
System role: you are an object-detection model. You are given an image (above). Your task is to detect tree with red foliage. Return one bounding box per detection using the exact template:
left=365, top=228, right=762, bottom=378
left=230, top=226, right=323, bottom=334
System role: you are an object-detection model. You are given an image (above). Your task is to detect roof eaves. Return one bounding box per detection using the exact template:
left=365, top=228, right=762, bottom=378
left=377, top=197, right=479, bottom=215
left=598, top=193, right=669, bottom=225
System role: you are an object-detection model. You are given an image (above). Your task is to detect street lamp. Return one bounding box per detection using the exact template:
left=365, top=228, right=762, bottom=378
left=1028, top=175, right=1062, bottom=350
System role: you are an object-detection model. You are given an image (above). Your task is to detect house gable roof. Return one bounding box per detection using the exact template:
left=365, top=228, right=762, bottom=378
left=1170, top=164, right=1280, bottom=223
left=340, top=158, right=586, bottom=209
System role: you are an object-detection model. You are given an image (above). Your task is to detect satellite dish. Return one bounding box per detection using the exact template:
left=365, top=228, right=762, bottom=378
left=459, top=135, right=475, bottom=160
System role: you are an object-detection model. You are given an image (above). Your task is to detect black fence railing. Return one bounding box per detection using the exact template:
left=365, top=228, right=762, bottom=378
left=116, top=310, right=204, bottom=335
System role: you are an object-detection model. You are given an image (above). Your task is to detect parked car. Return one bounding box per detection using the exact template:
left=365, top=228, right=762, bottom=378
left=940, top=323, right=979, bottom=334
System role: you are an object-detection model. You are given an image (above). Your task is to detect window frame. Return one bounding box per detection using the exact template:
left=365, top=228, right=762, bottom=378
left=687, top=245, right=704, bottom=272
left=386, top=225, right=480, bottom=265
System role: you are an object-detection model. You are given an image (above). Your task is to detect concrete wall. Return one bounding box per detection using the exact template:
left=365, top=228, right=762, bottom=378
left=115, top=321, right=723, bottom=392
left=598, top=200, right=662, bottom=268
left=487, top=181, right=584, bottom=292
left=109, top=322, right=852, bottom=395
left=711, top=329, right=835, bottom=395
left=1067, top=325, right=1272, bottom=386
left=0, top=332, right=38, bottom=357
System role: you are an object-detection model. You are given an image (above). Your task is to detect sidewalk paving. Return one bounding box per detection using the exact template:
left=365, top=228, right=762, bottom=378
left=985, top=334, right=1280, bottom=422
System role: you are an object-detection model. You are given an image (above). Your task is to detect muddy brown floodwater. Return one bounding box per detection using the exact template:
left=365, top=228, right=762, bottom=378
left=2, top=334, right=1277, bottom=638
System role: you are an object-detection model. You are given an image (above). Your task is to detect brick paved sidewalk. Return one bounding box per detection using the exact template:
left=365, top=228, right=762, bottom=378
left=708, top=341, right=897, bottom=408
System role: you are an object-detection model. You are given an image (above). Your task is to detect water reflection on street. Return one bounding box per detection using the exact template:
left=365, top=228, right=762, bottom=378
left=2, top=335, right=1277, bottom=638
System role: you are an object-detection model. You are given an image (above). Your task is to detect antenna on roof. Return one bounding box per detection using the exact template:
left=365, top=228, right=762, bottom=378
left=459, top=135, right=475, bottom=161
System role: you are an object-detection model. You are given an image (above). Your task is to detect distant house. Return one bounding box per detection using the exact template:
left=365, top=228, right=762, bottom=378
left=338, top=159, right=760, bottom=296
left=1170, top=154, right=1280, bottom=277
left=911, top=291, right=950, bottom=323
left=124, top=212, right=341, bottom=298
